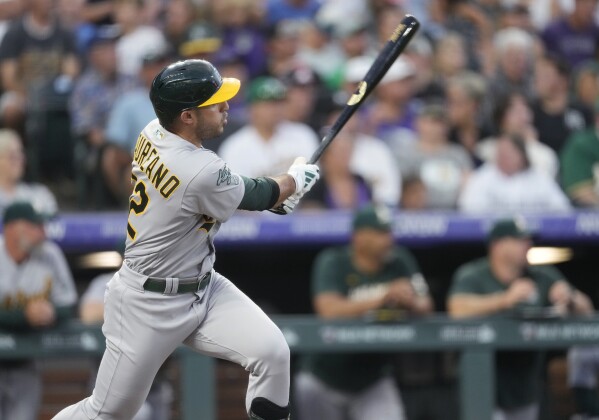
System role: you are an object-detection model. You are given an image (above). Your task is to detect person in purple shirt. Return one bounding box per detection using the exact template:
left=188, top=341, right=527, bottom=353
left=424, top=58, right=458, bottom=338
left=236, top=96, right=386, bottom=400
left=265, top=0, right=321, bottom=25
left=541, top=0, right=599, bottom=69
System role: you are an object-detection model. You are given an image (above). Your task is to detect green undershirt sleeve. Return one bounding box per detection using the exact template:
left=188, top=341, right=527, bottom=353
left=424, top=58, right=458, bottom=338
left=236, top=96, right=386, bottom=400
left=238, top=176, right=280, bottom=211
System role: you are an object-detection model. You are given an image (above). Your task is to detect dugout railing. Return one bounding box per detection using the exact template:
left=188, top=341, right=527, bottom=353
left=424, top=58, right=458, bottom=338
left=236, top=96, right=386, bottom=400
left=3, top=315, right=599, bottom=420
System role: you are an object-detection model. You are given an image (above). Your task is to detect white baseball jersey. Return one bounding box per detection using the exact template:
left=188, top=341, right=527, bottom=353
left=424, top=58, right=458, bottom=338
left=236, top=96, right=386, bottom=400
left=125, top=119, right=245, bottom=278
left=0, top=238, right=77, bottom=309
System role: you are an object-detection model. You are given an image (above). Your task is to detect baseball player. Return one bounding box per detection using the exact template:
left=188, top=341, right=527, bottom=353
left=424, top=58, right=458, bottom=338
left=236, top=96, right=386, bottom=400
left=0, top=202, right=78, bottom=420
left=53, top=59, right=320, bottom=420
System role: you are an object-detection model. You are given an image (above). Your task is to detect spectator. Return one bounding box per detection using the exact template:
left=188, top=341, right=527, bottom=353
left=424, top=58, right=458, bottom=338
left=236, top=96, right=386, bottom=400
left=208, top=0, right=268, bottom=78
left=163, top=0, right=197, bottom=54
left=113, top=0, right=168, bottom=77
left=478, top=91, right=559, bottom=178
left=400, top=176, right=427, bottom=210
left=177, top=23, right=222, bottom=62
left=573, top=61, right=599, bottom=110
left=532, top=53, right=592, bottom=154
left=568, top=345, right=599, bottom=419
left=447, top=218, right=593, bottom=420
left=296, top=20, right=345, bottom=91
left=390, top=103, right=472, bottom=209
left=69, top=27, right=136, bottom=207
left=0, top=129, right=57, bottom=218
left=432, top=33, right=469, bottom=91
left=460, top=134, right=571, bottom=213
left=303, top=101, right=401, bottom=209
left=293, top=204, right=433, bottom=420
left=265, top=19, right=305, bottom=77
left=446, top=71, right=490, bottom=166
left=0, top=202, right=77, bottom=420
left=0, top=0, right=79, bottom=128
left=348, top=56, right=419, bottom=140
left=489, top=27, right=537, bottom=104
left=281, top=64, right=332, bottom=132
left=265, top=0, right=321, bottom=25
left=560, top=100, right=599, bottom=207
left=497, top=3, right=535, bottom=32
left=403, top=34, right=444, bottom=103
left=541, top=0, right=599, bottom=70
left=218, top=76, right=318, bottom=177
left=101, top=50, right=171, bottom=207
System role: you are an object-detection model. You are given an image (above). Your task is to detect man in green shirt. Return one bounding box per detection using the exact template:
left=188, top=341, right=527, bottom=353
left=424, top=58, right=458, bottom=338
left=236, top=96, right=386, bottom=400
left=560, top=99, right=599, bottom=207
left=447, top=218, right=593, bottom=420
left=293, top=204, right=433, bottom=420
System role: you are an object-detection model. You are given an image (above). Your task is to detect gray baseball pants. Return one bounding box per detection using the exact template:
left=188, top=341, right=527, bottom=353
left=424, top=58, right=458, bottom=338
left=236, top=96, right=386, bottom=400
left=53, top=263, right=290, bottom=419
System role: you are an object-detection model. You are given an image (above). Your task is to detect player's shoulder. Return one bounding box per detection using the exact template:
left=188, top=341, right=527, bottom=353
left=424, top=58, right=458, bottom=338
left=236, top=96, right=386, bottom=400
left=455, top=257, right=489, bottom=280
left=315, top=245, right=350, bottom=265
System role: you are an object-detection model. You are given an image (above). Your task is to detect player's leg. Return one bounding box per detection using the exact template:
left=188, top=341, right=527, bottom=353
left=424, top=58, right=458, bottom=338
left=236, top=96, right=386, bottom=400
left=4, top=363, right=42, bottom=420
left=54, top=272, right=199, bottom=420
left=293, top=371, right=347, bottom=420
left=349, top=376, right=406, bottom=420
left=184, top=272, right=290, bottom=419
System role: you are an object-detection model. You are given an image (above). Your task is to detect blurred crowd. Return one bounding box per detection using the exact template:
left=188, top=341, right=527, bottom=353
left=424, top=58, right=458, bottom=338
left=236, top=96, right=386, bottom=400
left=0, top=0, right=599, bottom=215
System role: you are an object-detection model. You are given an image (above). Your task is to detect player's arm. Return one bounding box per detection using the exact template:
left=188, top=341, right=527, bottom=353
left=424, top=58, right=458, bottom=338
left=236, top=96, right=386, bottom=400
left=237, top=175, right=295, bottom=211
left=237, top=157, right=319, bottom=212
left=314, top=292, right=386, bottom=319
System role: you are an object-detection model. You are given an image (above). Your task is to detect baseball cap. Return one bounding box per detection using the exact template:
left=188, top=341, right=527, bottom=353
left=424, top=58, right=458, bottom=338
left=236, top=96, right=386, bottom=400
left=418, top=103, right=448, bottom=122
left=282, top=66, right=320, bottom=88
left=179, top=24, right=222, bottom=58
left=247, top=77, right=287, bottom=103
left=487, top=218, right=531, bottom=243
left=352, top=204, right=393, bottom=232
left=344, top=56, right=415, bottom=84
left=2, top=202, right=44, bottom=226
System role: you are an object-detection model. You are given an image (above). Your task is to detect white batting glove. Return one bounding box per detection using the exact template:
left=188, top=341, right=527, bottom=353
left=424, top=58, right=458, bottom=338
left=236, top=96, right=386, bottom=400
left=287, top=157, right=320, bottom=195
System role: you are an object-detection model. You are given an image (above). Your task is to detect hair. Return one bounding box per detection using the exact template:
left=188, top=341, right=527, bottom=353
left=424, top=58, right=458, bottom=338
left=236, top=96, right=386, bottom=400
left=500, top=133, right=530, bottom=170
left=0, top=129, right=21, bottom=155
left=541, top=52, right=571, bottom=79
left=492, top=90, right=528, bottom=134
left=493, top=27, right=535, bottom=55
left=447, top=71, right=487, bottom=103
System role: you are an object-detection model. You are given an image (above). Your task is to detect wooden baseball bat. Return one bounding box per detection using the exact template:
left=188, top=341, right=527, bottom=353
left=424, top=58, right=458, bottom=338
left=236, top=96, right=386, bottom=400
left=308, top=15, right=420, bottom=164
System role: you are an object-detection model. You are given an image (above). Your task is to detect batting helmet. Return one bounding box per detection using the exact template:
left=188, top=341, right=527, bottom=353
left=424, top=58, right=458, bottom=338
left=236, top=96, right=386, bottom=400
left=149, top=59, right=240, bottom=127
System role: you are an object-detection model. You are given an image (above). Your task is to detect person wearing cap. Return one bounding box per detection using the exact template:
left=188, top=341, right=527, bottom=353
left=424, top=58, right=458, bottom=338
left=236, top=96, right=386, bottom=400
left=390, top=103, right=472, bottom=210
left=294, top=204, right=432, bottom=420
left=0, top=129, right=58, bottom=218
left=447, top=218, right=593, bottom=420
left=0, top=202, right=77, bottom=420
left=560, top=98, right=599, bottom=208
left=69, top=26, right=141, bottom=208
left=219, top=76, right=319, bottom=178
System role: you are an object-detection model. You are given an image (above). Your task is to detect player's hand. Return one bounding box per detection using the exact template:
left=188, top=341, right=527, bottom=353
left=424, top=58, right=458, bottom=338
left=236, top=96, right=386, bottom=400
left=504, top=279, right=537, bottom=308
left=287, top=157, right=320, bottom=195
left=276, top=193, right=301, bottom=215
left=549, top=281, right=573, bottom=307
left=384, top=279, right=416, bottom=308
left=25, top=299, right=56, bottom=327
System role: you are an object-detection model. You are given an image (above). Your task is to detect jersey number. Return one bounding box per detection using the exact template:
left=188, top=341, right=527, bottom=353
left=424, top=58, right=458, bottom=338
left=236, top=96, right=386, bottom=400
left=127, top=175, right=150, bottom=240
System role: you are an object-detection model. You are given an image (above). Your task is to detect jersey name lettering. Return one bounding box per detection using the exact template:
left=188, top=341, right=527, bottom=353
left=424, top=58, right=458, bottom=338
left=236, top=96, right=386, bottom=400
left=133, top=134, right=181, bottom=199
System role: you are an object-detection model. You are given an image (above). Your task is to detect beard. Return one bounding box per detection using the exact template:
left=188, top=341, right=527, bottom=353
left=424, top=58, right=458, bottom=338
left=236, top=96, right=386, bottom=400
left=195, top=112, right=226, bottom=142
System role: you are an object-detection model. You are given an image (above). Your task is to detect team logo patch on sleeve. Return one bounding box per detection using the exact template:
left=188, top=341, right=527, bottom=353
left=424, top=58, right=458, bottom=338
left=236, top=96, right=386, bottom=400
left=217, top=165, right=239, bottom=186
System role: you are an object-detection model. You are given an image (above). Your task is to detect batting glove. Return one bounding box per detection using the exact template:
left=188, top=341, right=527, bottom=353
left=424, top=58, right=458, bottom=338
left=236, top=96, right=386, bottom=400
left=275, top=193, right=302, bottom=215
left=287, top=157, right=320, bottom=195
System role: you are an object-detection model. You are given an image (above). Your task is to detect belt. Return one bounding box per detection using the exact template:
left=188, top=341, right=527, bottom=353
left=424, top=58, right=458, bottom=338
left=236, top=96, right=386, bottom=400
left=143, top=271, right=211, bottom=295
